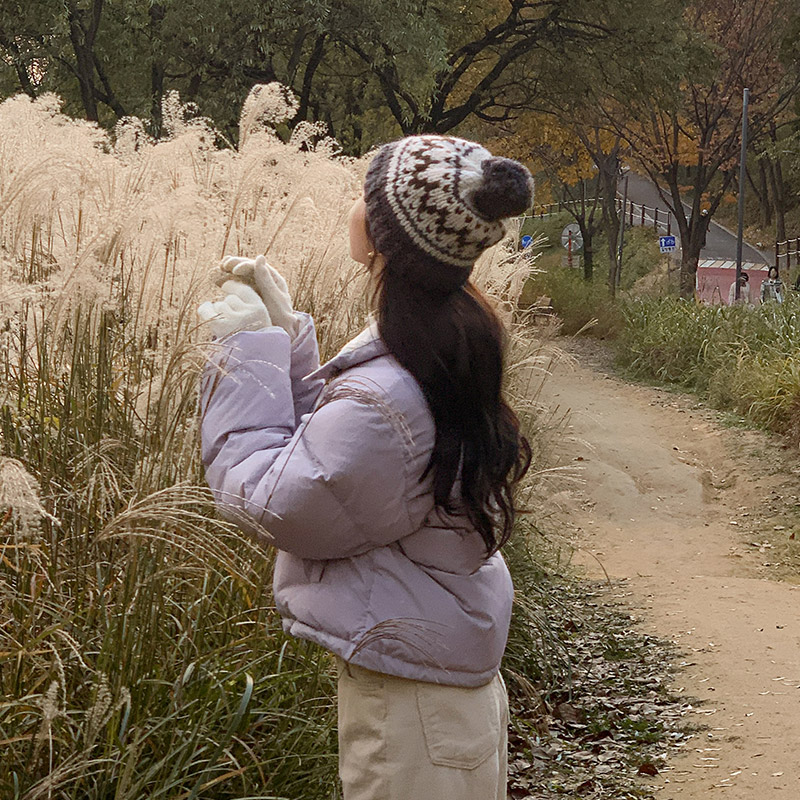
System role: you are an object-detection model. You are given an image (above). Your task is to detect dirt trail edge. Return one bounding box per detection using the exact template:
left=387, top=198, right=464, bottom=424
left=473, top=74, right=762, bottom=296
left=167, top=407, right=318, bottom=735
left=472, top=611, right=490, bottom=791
left=538, top=342, right=800, bottom=798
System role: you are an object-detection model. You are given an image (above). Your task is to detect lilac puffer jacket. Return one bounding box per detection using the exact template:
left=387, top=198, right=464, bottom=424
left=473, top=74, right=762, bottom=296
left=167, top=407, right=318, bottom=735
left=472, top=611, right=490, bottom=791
left=201, top=314, right=514, bottom=687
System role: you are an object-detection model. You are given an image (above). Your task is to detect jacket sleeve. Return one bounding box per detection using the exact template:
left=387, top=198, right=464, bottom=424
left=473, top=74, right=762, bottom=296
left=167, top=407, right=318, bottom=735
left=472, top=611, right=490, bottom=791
left=201, top=330, right=419, bottom=560
left=290, top=312, right=324, bottom=424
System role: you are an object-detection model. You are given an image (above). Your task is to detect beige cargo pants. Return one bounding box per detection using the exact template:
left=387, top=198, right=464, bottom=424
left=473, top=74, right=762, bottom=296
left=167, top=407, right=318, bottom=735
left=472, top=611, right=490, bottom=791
left=337, top=659, right=508, bottom=800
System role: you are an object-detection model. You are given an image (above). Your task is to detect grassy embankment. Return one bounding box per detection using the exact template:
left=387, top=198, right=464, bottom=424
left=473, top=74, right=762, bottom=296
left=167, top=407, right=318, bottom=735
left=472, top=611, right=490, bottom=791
left=519, top=211, right=663, bottom=337
left=618, top=297, right=800, bottom=441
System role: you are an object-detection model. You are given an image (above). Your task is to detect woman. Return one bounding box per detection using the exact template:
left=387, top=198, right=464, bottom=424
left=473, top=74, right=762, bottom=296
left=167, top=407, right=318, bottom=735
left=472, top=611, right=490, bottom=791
left=761, top=265, right=784, bottom=304
left=198, top=136, right=532, bottom=799
left=728, top=271, right=751, bottom=305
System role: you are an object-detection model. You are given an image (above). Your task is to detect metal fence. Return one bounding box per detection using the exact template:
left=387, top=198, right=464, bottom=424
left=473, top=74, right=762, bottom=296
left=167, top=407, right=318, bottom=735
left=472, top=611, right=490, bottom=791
left=523, top=197, right=674, bottom=236
left=616, top=198, right=674, bottom=235
left=526, top=198, right=603, bottom=219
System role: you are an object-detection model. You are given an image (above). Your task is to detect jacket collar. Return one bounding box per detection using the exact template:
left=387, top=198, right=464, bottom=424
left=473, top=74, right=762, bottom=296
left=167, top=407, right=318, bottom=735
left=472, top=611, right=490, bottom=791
left=306, top=319, right=389, bottom=382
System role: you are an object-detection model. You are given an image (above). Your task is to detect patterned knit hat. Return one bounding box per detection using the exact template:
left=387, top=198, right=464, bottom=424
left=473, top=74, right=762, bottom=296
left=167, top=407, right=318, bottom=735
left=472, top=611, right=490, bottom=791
left=364, top=136, right=533, bottom=281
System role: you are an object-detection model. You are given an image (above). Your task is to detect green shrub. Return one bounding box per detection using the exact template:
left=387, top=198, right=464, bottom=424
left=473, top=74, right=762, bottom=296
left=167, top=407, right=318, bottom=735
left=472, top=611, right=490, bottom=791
left=525, top=266, right=623, bottom=337
left=617, top=294, right=800, bottom=440
left=519, top=214, right=666, bottom=338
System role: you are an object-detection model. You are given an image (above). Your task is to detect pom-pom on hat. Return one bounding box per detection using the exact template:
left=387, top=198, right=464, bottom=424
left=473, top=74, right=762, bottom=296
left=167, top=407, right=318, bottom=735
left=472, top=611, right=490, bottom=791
left=364, top=136, right=533, bottom=280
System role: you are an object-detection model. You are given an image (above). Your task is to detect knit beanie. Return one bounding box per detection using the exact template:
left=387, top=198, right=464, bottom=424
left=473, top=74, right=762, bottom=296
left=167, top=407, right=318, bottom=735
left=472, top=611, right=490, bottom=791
left=364, top=135, right=533, bottom=286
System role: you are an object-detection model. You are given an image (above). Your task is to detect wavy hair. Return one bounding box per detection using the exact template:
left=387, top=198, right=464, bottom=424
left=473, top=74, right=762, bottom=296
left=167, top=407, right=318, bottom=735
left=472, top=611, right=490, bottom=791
left=370, top=247, right=531, bottom=555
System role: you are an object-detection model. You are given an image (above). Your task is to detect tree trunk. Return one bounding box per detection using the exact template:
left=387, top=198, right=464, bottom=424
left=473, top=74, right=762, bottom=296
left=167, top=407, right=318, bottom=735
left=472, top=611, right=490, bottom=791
left=672, top=200, right=695, bottom=298
left=296, top=35, right=326, bottom=123
left=66, top=1, right=102, bottom=121
left=767, top=157, right=787, bottom=242
left=0, top=36, right=38, bottom=97
left=186, top=73, right=202, bottom=102
left=680, top=249, right=699, bottom=297
left=596, top=155, right=620, bottom=292
left=151, top=62, right=165, bottom=136
left=662, top=165, right=703, bottom=299
left=766, top=125, right=787, bottom=243
left=775, top=161, right=786, bottom=243
left=678, top=215, right=707, bottom=298
left=582, top=228, right=593, bottom=281
left=558, top=180, right=599, bottom=283
left=92, top=52, right=126, bottom=118
left=757, top=157, right=772, bottom=229
left=606, top=216, right=619, bottom=293
left=578, top=182, right=594, bottom=281
left=149, top=3, right=166, bottom=137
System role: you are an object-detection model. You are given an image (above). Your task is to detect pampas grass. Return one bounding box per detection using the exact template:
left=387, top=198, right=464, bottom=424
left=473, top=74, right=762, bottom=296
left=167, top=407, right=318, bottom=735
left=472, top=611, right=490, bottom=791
left=0, top=84, right=553, bottom=798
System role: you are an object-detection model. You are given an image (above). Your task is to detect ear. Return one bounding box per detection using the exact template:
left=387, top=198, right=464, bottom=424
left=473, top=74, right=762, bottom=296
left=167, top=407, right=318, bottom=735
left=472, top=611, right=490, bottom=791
left=348, top=196, right=375, bottom=264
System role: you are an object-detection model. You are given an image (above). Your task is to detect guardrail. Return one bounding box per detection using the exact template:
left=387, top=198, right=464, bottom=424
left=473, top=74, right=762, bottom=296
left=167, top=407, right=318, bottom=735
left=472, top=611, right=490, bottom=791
left=775, top=238, right=800, bottom=272
left=525, top=199, right=603, bottom=219
left=523, top=197, right=674, bottom=236
left=617, top=198, right=674, bottom=235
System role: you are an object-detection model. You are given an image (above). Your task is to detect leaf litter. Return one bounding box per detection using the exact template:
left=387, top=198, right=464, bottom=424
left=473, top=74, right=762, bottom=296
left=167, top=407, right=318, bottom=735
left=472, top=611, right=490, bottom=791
left=508, top=580, right=697, bottom=799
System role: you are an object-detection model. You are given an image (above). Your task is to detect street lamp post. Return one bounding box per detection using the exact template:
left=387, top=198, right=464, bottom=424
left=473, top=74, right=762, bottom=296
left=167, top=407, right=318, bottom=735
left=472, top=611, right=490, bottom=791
left=615, top=171, right=630, bottom=294
left=735, top=88, right=750, bottom=301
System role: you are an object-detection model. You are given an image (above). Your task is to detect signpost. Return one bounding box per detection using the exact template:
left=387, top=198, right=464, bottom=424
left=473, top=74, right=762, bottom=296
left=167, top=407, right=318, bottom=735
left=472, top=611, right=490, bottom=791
left=520, top=234, right=533, bottom=249
left=659, top=235, right=677, bottom=254
left=561, top=223, right=583, bottom=268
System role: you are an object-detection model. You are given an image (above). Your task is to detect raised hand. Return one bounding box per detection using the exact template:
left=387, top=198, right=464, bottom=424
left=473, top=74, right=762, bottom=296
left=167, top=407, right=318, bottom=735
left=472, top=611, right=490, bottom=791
left=198, top=281, right=271, bottom=339
left=218, top=254, right=300, bottom=339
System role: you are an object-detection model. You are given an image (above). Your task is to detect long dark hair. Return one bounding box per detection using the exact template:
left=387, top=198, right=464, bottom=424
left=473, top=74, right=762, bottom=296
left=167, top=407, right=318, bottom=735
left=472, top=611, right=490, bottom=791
left=372, top=248, right=531, bottom=555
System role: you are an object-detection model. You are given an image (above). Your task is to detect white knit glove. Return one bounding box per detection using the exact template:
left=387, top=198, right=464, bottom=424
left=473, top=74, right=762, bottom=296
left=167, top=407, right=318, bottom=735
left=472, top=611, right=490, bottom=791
left=219, top=254, right=300, bottom=339
left=198, top=281, right=271, bottom=339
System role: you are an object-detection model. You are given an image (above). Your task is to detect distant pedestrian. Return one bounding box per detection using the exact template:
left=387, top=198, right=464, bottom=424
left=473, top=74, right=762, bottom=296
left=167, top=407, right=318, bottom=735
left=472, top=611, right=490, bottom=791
left=728, top=271, right=751, bottom=305
left=700, top=208, right=709, bottom=249
left=760, top=266, right=784, bottom=304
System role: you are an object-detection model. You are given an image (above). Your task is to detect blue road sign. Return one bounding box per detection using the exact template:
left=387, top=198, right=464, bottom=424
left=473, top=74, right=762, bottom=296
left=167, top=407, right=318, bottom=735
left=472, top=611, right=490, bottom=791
left=659, top=235, right=677, bottom=253
left=521, top=234, right=533, bottom=249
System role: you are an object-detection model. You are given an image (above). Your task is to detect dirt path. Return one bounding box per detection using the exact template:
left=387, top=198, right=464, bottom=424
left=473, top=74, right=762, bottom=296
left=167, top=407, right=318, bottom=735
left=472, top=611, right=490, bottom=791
left=538, top=341, right=800, bottom=798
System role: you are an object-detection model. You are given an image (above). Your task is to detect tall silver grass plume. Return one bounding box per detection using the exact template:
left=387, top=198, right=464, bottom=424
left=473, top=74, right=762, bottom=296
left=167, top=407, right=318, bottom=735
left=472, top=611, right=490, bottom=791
left=289, top=120, right=342, bottom=157
left=84, top=672, right=130, bottom=751
left=113, top=115, right=154, bottom=157
left=32, top=679, right=63, bottom=766
left=0, top=82, right=548, bottom=798
left=161, top=90, right=214, bottom=141
left=239, top=83, right=299, bottom=149
left=0, top=457, right=50, bottom=534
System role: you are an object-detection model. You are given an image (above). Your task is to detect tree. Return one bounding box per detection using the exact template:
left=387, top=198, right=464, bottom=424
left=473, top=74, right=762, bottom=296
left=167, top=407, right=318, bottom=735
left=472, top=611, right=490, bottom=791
left=483, top=0, right=689, bottom=291
left=749, top=112, right=800, bottom=243
left=0, top=0, right=447, bottom=144
left=603, top=0, right=800, bottom=297
left=568, top=126, right=624, bottom=288
left=493, top=113, right=610, bottom=279
left=339, top=0, right=616, bottom=135
left=0, top=0, right=640, bottom=152
left=0, top=0, right=148, bottom=122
